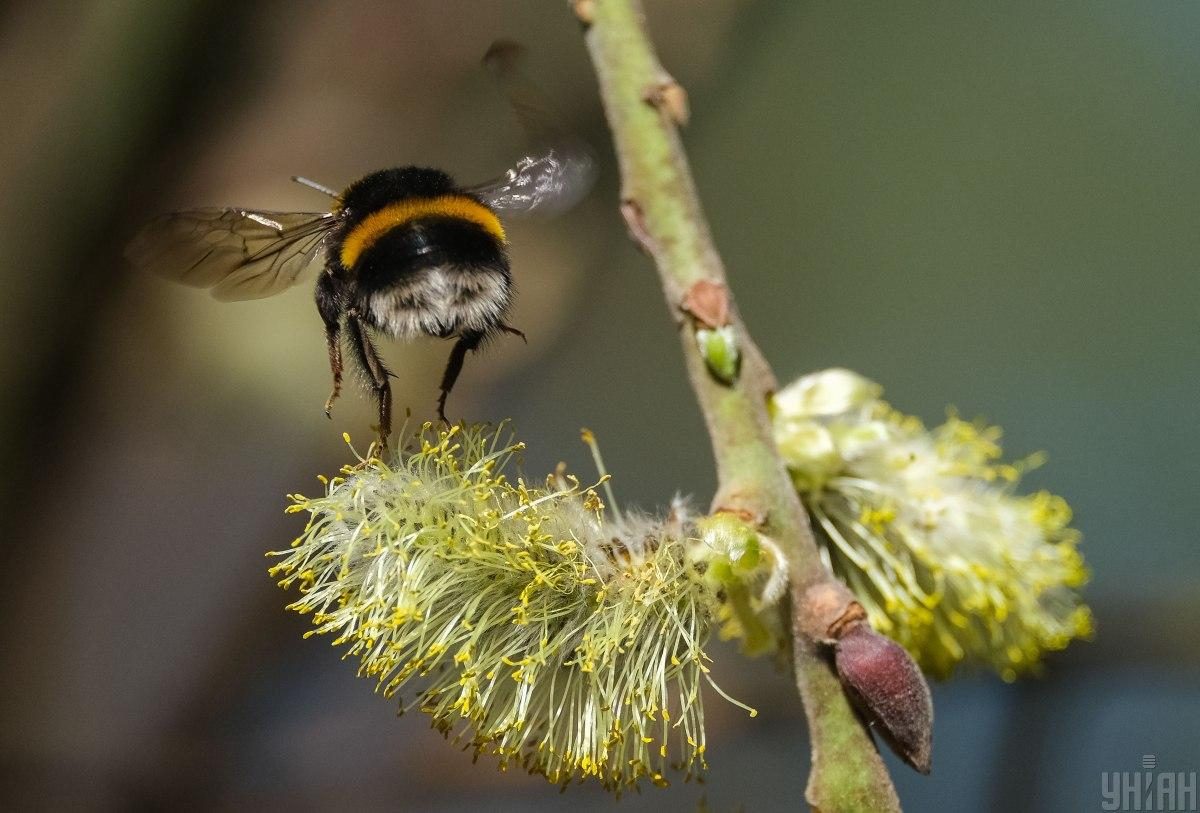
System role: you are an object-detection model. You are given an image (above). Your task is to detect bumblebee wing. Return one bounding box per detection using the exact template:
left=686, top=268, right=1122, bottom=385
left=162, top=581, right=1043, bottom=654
left=126, top=208, right=337, bottom=301
left=465, top=146, right=595, bottom=216
left=463, top=41, right=595, bottom=216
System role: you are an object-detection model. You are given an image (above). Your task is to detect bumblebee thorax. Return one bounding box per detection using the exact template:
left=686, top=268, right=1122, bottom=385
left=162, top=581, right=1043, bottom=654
left=337, top=167, right=458, bottom=222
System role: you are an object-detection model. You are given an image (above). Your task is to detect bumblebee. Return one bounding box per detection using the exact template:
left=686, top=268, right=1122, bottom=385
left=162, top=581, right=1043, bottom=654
left=126, top=43, right=592, bottom=446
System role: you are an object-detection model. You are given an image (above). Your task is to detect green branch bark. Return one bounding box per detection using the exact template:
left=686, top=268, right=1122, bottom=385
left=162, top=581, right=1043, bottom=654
left=577, top=1, right=903, bottom=809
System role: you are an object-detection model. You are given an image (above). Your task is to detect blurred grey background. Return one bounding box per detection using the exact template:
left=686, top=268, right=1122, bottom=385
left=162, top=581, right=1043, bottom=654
left=1, top=1, right=1197, bottom=810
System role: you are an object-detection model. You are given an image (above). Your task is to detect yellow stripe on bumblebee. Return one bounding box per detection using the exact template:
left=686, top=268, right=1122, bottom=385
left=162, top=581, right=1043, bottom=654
left=340, top=195, right=507, bottom=269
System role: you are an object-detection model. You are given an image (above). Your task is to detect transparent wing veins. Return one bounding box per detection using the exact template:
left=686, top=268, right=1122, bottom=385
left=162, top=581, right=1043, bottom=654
left=464, top=41, right=596, bottom=216
left=126, top=208, right=337, bottom=301
left=466, top=146, right=594, bottom=216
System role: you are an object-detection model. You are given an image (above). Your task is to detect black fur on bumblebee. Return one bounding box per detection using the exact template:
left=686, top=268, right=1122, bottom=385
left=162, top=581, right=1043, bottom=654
left=316, top=166, right=522, bottom=440
left=125, top=44, right=593, bottom=447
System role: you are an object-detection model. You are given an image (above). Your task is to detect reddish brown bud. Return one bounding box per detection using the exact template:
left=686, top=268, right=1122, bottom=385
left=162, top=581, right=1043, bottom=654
left=798, top=582, right=864, bottom=643
left=642, top=75, right=690, bottom=127
left=834, top=622, right=933, bottom=774
left=570, top=0, right=595, bottom=25
left=681, top=279, right=730, bottom=329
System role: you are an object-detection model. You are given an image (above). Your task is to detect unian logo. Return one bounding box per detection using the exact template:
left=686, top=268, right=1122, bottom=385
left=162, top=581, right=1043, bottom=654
left=1101, top=756, right=1197, bottom=811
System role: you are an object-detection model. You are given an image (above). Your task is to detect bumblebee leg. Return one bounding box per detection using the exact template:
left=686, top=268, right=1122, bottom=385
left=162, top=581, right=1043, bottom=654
left=322, top=323, right=343, bottom=418
left=316, top=273, right=346, bottom=418
left=499, top=323, right=527, bottom=344
left=437, top=331, right=484, bottom=423
left=346, top=316, right=392, bottom=449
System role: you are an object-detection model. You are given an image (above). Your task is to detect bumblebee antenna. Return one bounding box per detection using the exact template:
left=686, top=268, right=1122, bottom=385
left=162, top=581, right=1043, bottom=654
left=291, top=176, right=340, bottom=199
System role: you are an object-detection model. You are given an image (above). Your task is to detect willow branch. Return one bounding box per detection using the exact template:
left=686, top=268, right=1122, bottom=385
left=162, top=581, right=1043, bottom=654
left=577, top=1, right=902, bottom=809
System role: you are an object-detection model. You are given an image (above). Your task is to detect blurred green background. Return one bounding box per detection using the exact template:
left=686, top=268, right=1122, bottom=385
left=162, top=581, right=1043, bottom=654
left=1, top=1, right=1197, bottom=810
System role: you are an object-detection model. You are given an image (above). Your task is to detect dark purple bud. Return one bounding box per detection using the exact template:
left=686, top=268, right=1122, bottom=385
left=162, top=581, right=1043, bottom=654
left=834, top=622, right=933, bottom=774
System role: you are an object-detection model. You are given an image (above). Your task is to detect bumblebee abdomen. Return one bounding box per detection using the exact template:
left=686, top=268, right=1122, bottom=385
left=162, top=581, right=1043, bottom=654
left=347, top=214, right=511, bottom=340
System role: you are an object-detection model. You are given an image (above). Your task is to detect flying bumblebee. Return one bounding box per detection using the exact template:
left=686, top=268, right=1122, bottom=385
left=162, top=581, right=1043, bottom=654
left=126, top=43, right=593, bottom=446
